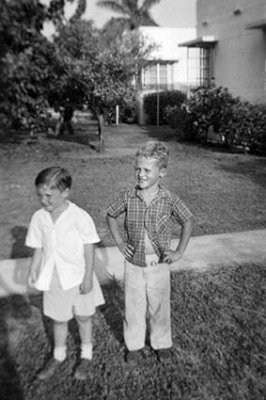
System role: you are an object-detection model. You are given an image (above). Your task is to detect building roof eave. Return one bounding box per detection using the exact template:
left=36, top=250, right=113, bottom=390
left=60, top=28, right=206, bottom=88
left=146, top=59, right=178, bottom=64
left=246, top=18, right=266, bottom=30
left=178, top=35, right=217, bottom=48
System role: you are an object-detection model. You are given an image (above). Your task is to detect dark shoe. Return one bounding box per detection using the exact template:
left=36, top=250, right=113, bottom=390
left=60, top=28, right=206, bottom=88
left=125, top=350, right=141, bottom=366
left=37, top=358, right=62, bottom=380
left=156, top=348, right=172, bottom=363
left=74, top=358, right=91, bottom=380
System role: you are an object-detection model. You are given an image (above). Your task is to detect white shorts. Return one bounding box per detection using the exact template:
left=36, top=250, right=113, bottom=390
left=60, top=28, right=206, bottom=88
left=43, top=270, right=105, bottom=322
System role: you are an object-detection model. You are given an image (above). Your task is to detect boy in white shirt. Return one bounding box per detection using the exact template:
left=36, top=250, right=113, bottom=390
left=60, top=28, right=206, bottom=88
left=26, top=166, right=104, bottom=380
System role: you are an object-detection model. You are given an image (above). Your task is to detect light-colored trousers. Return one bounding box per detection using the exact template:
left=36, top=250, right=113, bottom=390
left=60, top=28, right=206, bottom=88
left=124, top=259, right=172, bottom=351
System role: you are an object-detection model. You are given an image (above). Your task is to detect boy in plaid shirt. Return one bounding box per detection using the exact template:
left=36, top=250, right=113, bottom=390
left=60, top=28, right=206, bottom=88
left=106, top=141, right=193, bottom=365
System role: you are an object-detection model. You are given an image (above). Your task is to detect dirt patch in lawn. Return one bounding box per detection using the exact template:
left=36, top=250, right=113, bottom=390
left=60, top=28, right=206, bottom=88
left=0, top=123, right=266, bottom=260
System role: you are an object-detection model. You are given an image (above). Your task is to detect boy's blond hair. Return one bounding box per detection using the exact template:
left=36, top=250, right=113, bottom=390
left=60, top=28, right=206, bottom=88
left=136, top=141, right=169, bottom=169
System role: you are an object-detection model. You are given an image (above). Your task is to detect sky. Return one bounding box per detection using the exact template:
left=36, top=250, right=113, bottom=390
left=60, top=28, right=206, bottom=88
left=41, top=0, right=196, bottom=29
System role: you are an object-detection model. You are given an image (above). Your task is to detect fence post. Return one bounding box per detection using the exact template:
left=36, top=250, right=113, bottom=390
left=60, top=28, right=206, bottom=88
left=116, top=105, right=119, bottom=125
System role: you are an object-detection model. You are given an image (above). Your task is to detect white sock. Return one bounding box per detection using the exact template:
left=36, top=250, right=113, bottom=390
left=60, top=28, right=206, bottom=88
left=81, top=343, right=93, bottom=360
left=53, top=346, right=66, bottom=362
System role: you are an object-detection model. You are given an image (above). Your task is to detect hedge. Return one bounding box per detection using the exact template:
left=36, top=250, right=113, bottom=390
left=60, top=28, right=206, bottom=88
left=167, top=86, right=266, bottom=153
left=143, top=90, right=186, bottom=125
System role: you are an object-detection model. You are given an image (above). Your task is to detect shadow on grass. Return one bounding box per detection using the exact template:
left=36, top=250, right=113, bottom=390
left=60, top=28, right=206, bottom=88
left=0, top=295, right=31, bottom=400
left=10, top=226, right=33, bottom=259
left=99, top=279, right=124, bottom=345
left=0, top=128, right=29, bottom=144
left=134, top=125, right=179, bottom=143
left=216, top=156, right=266, bottom=188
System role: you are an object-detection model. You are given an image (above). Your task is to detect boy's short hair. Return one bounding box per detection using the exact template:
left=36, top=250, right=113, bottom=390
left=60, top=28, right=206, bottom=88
left=35, top=167, right=72, bottom=191
left=136, top=141, right=169, bottom=169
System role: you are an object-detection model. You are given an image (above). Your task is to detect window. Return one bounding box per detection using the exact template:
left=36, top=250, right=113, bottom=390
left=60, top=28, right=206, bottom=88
left=142, top=62, right=174, bottom=90
left=199, top=48, right=213, bottom=86
left=187, top=47, right=214, bottom=87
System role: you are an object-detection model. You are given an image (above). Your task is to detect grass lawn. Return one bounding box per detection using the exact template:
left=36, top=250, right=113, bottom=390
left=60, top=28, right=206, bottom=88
left=0, top=264, right=265, bottom=400
left=1, top=123, right=266, bottom=260
left=0, top=123, right=266, bottom=399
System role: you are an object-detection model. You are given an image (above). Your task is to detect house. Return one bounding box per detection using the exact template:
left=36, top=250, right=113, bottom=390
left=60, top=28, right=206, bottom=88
left=179, top=0, right=266, bottom=104
left=137, top=27, right=197, bottom=124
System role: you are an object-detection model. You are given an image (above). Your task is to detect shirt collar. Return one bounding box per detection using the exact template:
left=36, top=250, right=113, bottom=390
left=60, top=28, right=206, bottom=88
left=130, top=185, right=168, bottom=201
left=42, top=200, right=72, bottom=221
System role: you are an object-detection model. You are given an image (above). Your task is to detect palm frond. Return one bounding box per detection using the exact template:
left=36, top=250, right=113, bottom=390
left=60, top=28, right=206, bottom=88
left=141, top=0, right=161, bottom=11
left=97, top=1, right=128, bottom=15
left=97, top=0, right=160, bottom=30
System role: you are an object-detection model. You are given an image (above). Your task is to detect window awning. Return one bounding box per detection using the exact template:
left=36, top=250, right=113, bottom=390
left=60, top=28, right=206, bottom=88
left=147, top=59, right=178, bottom=64
left=178, top=36, right=217, bottom=48
left=246, top=18, right=266, bottom=30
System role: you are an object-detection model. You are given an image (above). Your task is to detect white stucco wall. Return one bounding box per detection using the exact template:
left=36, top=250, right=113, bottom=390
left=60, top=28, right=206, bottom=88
left=137, top=27, right=197, bottom=124
left=197, top=0, right=266, bottom=104
left=139, top=26, right=197, bottom=88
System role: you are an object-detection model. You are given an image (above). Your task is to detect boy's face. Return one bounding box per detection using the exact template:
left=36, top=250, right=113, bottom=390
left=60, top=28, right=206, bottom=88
left=36, top=184, right=69, bottom=213
left=134, top=156, right=166, bottom=191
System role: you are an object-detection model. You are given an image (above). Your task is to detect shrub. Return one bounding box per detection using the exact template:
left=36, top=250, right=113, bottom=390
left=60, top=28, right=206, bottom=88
left=181, top=86, right=266, bottom=152
left=220, top=102, right=266, bottom=151
left=119, top=101, right=137, bottom=123
left=104, top=99, right=137, bottom=125
left=143, top=90, right=186, bottom=125
left=163, top=105, right=188, bottom=139
left=181, top=86, right=237, bottom=142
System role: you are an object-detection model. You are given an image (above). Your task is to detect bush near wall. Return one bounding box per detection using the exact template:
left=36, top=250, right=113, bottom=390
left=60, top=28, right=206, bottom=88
left=119, top=100, right=137, bottom=123
left=171, top=86, right=266, bottom=153
left=143, top=90, right=186, bottom=125
left=104, top=99, right=137, bottom=125
left=220, top=102, right=266, bottom=153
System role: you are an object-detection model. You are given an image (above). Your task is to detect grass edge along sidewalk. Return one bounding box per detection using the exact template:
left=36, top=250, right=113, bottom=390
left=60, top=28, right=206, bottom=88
left=0, top=228, right=265, bottom=297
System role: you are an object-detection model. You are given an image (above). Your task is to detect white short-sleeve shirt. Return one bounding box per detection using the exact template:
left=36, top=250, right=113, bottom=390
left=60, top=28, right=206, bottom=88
left=26, top=201, right=100, bottom=291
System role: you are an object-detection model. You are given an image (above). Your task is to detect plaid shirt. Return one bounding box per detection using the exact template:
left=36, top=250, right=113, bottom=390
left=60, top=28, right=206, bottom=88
left=106, top=186, right=193, bottom=267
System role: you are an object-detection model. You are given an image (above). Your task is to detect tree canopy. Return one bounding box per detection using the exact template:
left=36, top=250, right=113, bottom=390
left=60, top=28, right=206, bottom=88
left=53, top=18, right=155, bottom=139
left=0, top=0, right=56, bottom=129
left=0, top=0, right=155, bottom=140
left=0, top=0, right=90, bottom=129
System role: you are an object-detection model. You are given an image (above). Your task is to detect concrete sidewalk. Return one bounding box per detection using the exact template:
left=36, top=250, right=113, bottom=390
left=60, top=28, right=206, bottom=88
left=0, top=229, right=265, bottom=297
